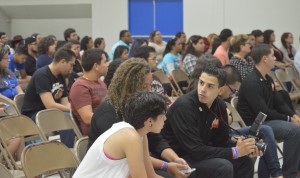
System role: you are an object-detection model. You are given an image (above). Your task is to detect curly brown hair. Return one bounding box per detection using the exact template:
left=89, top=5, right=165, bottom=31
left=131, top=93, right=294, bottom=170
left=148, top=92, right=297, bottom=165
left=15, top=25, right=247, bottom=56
left=107, top=58, right=151, bottom=118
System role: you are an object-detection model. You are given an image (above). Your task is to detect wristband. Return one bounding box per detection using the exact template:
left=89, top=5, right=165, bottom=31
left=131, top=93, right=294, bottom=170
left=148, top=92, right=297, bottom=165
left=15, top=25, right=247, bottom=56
left=232, top=147, right=239, bottom=159
left=163, top=162, right=169, bottom=171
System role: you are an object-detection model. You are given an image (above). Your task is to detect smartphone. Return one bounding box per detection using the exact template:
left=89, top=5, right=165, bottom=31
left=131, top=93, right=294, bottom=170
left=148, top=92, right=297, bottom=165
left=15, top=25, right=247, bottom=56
left=0, top=103, right=10, bottom=110
left=181, top=168, right=196, bottom=174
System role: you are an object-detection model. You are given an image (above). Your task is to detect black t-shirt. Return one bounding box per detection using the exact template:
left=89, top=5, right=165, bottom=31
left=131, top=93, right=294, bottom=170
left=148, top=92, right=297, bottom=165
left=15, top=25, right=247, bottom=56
left=25, top=54, right=36, bottom=76
left=88, top=100, right=170, bottom=156
left=21, top=66, right=68, bottom=118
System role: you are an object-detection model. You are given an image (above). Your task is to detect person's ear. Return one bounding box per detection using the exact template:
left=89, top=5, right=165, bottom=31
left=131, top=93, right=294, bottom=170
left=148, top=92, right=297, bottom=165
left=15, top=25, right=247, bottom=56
left=144, top=117, right=153, bottom=128
left=218, top=86, right=225, bottom=96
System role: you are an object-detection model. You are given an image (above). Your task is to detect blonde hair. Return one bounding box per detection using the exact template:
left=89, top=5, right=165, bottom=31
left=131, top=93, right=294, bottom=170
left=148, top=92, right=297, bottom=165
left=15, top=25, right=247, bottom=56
left=230, top=34, right=249, bottom=53
left=107, top=58, right=151, bottom=118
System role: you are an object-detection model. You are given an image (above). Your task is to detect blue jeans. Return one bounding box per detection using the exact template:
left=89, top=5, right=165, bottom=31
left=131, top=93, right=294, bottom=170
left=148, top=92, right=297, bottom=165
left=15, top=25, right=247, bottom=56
left=232, top=125, right=283, bottom=178
left=30, top=111, right=75, bottom=148
left=263, top=120, right=300, bottom=178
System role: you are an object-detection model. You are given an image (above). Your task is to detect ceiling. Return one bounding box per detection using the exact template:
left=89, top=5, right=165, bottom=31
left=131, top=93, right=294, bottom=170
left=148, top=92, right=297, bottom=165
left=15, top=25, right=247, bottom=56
left=0, top=4, right=91, bottom=19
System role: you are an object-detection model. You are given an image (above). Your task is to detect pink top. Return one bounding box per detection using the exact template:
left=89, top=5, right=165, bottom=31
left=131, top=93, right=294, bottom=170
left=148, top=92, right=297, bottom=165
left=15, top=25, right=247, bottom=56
left=214, top=45, right=229, bottom=65
left=104, top=152, right=122, bottom=160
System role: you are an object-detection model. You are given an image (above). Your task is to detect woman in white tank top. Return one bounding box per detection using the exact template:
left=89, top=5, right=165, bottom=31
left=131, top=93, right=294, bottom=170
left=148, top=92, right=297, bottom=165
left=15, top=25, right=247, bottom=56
left=73, top=92, right=167, bottom=178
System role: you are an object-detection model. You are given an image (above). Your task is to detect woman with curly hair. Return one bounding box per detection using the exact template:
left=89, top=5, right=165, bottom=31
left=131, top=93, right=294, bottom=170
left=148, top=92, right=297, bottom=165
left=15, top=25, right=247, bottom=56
left=36, top=35, right=57, bottom=69
left=89, top=58, right=189, bottom=178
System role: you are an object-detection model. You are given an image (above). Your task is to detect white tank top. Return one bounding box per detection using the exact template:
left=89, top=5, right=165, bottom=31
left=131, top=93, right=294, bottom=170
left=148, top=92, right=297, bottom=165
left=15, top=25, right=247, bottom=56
left=73, top=121, right=134, bottom=178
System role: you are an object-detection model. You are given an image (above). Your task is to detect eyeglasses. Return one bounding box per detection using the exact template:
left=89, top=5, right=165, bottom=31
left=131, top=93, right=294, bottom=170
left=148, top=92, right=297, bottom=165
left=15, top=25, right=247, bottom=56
left=226, top=83, right=238, bottom=96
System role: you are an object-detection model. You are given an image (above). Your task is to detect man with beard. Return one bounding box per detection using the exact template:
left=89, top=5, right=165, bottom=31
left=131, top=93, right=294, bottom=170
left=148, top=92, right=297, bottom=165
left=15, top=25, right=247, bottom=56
left=25, top=36, right=38, bottom=76
left=21, top=48, right=76, bottom=147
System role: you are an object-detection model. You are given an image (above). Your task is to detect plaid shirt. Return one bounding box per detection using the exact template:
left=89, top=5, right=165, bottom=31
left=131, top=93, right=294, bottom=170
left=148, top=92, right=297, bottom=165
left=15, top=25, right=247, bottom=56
left=183, top=54, right=198, bottom=76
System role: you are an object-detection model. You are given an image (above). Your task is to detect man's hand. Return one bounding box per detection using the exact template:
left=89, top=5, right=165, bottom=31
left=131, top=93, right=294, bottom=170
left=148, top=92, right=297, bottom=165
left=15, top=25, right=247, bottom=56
left=167, top=162, right=189, bottom=178
left=236, top=137, right=257, bottom=157
left=291, top=115, right=300, bottom=126
left=54, top=88, right=64, bottom=100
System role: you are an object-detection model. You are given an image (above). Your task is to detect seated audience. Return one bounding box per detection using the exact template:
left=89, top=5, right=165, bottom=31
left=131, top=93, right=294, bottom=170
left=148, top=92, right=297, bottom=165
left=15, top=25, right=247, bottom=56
left=25, top=36, right=38, bottom=76
left=113, top=45, right=129, bottom=61
left=128, top=38, right=148, bottom=58
left=94, top=37, right=106, bottom=50
left=134, top=46, right=172, bottom=105
left=10, top=35, right=23, bottom=54
left=8, top=45, right=30, bottom=85
left=237, top=44, right=300, bottom=178
left=110, top=30, right=132, bottom=60
left=79, top=36, right=93, bottom=57
left=64, top=28, right=78, bottom=42
left=251, top=30, right=264, bottom=46
left=74, top=92, right=169, bottom=178
left=161, top=64, right=256, bottom=178
left=182, top=35, right=205, bottom=76
left=148, top=30, right=167, bottom=63
left=0, top=48, right=24, bottom=102
left=89, top=58, right=189, bottom=178
left=69, top=49, right=108, bottom=136
left=175, top=32, right=187, bottom=53
left=220, top=65, right=283, bottom=178
left=280, top=32, right=296, bottom=63
left=206, top=33, right=218, bottom=55
left=157, top=38, right=182, bottom=76
left=213, top=29, right=233, bottom=65
left=21, top=48, right=76, bottom=148
left=36, top=36, right=57, bottom=69
left=103, top=58, right=123, bottom=87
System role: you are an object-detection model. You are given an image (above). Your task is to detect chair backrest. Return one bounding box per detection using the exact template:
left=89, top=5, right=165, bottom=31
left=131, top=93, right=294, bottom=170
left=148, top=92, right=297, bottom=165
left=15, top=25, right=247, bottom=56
left=230, top=97, right=238, bottom=109
left=0, top=115, right=45, bottom=169
left=14, top=93, right=25, bottom=115
left=36, top=109, right=82, bottom=142
left=74, top=136, right=88, bottom=162
left=153, top=70, right=179, bottom=96
left=275, top=68, right=292, bottom=85
left=172, top=69, right=190, bottom=95
left=225, top=102, right=247, bottom=128
left=0, top=98, right=19, bottom=117
left=21, top=141, right=79, bottom=178
left=0, top=163, right=13, bottom=178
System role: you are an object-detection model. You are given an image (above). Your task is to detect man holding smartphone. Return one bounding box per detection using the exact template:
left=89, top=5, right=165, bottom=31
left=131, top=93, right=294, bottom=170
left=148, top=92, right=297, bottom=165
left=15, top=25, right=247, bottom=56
left=161, top=65, right=258, bottom=178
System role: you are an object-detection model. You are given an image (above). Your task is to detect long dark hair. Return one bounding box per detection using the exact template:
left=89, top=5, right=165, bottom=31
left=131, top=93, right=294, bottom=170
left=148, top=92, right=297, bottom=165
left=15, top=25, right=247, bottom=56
left=163, top=38, right=179, bottom=57
left=281, top=32, right=291, bottom=49
left=0, top=49, right=14, bottom=83
left=182, top=35, right=203, bottom=61
left=263, top=30, right=274, bottom=44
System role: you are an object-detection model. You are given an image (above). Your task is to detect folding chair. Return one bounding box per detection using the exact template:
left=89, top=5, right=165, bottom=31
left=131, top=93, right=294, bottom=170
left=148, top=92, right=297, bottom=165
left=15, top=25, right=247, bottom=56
left=0, top=163, right=25, bottom=178
left=230, top=96, right=238, bottom=109
left=0, top=98, right=19, bottom=117
left=275, top=68, right=300, bottom=103
left=0, top=115, right=45, bottom=170
left=14, top=93, right=25, bottom=115
left=74, top=137, right=88, bottom=163
left=21, top=141, right=79, bottom=178
left=36, top=109, right=83, bottom=144
left=172, top=69, right=190, bottom=95
left=153, top=70, right=179, bottom=97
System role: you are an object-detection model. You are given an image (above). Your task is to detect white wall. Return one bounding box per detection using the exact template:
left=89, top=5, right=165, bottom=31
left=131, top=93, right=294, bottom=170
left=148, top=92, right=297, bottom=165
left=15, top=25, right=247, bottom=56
left=11, top=18, right=92, bottom=40
left=184, top=0, right=300, bottom=48
left=91, top=0, right=128, bottom=54
left=0, top=8, right=11, bottom=37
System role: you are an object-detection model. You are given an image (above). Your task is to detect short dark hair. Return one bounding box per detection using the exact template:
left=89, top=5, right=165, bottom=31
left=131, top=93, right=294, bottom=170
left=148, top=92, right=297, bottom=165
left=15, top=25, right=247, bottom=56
left=119, top=30, right=129, bottom=40
left=175, top=32, right=185, bottom=38
left=64, top=28, right=76, bottom=41
left=251, top=30, right=263, bottom=38
left=124, top=92, right=167, bottom=130
left=128, top=38, right=148, bottom=58
left=251, top=44, right=273, bottom=64
left=94, top=37, right=104, bottom=48
left=133, top=46, right=156, bottom=61
left=63, top=40, right=80, bottom=50
left=38, top=36, right=55, bottom=55
left=200, top=65, right=226, bottom=88
left=219, top=29, right=233, bottom=42
left=113, top=45, right=129, bottom=60
left=81, top=48, right=105, bottom=72
left=53, top=48, right=75, bottom=63
left=0, top=32, right=6, bottom=38
left=14, top=44, right=28, bottom=55
left=223, top=65, right=241, bottom=85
